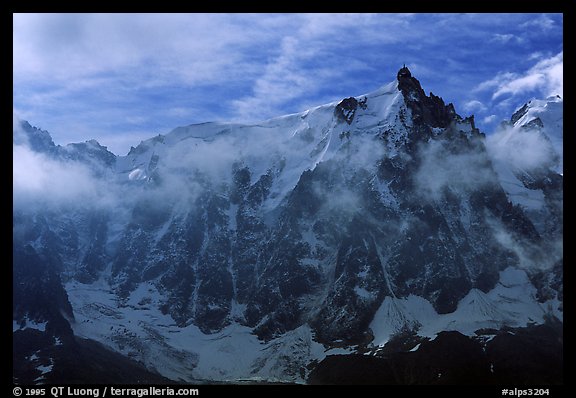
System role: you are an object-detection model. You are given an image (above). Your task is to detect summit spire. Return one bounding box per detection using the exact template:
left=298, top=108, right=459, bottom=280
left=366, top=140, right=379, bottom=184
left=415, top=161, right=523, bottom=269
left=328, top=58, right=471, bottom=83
left=397, top=65, right=411, bottom=79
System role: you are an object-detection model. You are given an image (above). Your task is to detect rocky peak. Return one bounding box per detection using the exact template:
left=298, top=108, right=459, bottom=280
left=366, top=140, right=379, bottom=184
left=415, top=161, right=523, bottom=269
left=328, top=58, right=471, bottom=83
left=64, top=140, right=117, bottom=167
left=16, top=120, right=57, bottom=154
left=521, top=117, right=545, bottom=130
left=334, top=97, right=359, bottom=125
left=396, top=66, right=458, bottom=129
left=397, top=65, right=411, bottom=79
left=511, top=103, right=530, bottom=125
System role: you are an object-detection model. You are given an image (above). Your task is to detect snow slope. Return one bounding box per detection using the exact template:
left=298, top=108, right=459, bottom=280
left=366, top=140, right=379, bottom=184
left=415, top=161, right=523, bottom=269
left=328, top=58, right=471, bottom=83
left=114, top=80, right=409, bottom=213
left=66, top=266, right=560, bottom=382
left=370, top=267, right=562, bottom=346
left=66, top=278, right=340, bottom=383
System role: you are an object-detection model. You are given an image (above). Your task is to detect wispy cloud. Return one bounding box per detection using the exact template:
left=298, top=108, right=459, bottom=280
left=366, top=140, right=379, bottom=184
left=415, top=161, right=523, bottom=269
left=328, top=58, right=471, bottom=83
left=463, top=100, right=487, bottom=113
left=482, top=115, right=497, bottom=124
left=491, top=33, right=524, bottom=45
left=519, top=14, right=556, bottom=31
left=476, top=51, right=563, bottom=100
left=13, top=13, right=274, bottom=85
left=229, top=13, right=417, bottom=122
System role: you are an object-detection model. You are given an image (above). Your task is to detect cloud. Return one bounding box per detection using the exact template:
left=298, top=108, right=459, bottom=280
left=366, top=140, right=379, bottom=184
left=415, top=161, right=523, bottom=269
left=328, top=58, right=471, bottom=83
left=485, top=124, right=558, bottom=172
left=161, top=134, right=241, bottom=183
left=12, top=118, right=198, bottom=215
left=490, top=33, right=524, bottom=44
left=528, top=51, right=543, bottom=61
left=493, top=75, right=542, bottom=100
left=413, top=139, right=495, bottom=201
left=13, top=13, right=275, bottom=85
left=475, top=51, right=563, bottom=100
left=230, top=35, right=318, bottom=122
left=519, top=15, right=555, bottom=31
left=228, top=13, right=408, bottom=122
left=463, top=100, right=487, bottom=113
left=482, top=115, right=497, bottom=124
left=486, top=215, right=562, bottom=272
left=13, top=144, right=108, bottom=210
left=473, top=72, right=515, bottom=93
left=13, top=115, right=123, bottom=212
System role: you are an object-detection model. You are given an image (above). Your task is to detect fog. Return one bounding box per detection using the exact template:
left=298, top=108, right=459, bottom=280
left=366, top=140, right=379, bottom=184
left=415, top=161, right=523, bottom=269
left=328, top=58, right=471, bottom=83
left=487, top=215, right=562, bottom=272
left=13, top=145, right=101, bottom=208
left=13, top=115, right=134, bottom=216
left=13, top=110, right=561, bottom=276
left=413, top=138, right=495, bottom=201
left=485, top=124, right=559, bottom=172
left=409, top=130, right=562, bottom=272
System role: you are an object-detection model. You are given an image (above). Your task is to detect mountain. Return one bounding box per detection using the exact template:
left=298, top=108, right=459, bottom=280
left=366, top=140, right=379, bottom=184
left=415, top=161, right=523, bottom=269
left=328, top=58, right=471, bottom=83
left=13, top=67, right=562, bottom=384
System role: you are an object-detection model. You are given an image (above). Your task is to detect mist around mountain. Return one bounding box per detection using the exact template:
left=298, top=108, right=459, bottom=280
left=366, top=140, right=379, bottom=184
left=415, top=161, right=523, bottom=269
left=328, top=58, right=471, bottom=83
left=13, top=67, right=562, bottom=385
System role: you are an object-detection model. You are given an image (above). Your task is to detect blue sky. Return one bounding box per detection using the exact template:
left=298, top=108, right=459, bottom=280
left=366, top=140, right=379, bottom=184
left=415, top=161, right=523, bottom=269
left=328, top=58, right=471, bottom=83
left=13, top=13, right=563, bottom=156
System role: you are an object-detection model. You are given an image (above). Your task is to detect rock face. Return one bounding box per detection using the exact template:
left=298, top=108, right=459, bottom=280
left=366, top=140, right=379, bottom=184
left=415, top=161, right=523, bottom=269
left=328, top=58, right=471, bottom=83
left=397, top=65, right=458, bottom=130
left=13, top=67, right=562, bottom=383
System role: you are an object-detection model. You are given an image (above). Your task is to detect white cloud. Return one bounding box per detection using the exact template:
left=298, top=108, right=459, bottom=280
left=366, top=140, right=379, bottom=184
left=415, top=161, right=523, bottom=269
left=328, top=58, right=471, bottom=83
left=13, top=114, right=124, bottom=210
left=486, top=124, right=558, bottom=172
left=519, top=14, right=555, bottom=31
left=473, top=72, right=515, bottom=93
left=482, top=115, right=497, bottom=124
left=493, top=52, right=563, bottom=99
left=528, top=51, right=543, bottom=60
left=13, top=144, right=110, bottom=210
left=463, top=100, right=487, bottom=113
left=493, top=74, right=545, bottom=99
left=230, top=35, right=318, bottom=121
left=229, top=16, right=354, bottom=121
left=413, top=139, right=495, bottom=201
left=13, top=13, right=277, bottom=86
left=474, top=52, right=563, bottom=101
left=229, top=13, right=418, bottom=122
left=491, top=33, right=524, bottom=44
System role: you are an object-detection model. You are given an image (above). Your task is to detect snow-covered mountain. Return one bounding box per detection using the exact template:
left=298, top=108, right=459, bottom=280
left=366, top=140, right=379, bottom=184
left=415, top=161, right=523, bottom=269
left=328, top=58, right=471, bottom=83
left=485, top=96, right=563, bottom=275
left=13, top=67, right=562, bottom=384
left=507, top=96, right=562, bottom=174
